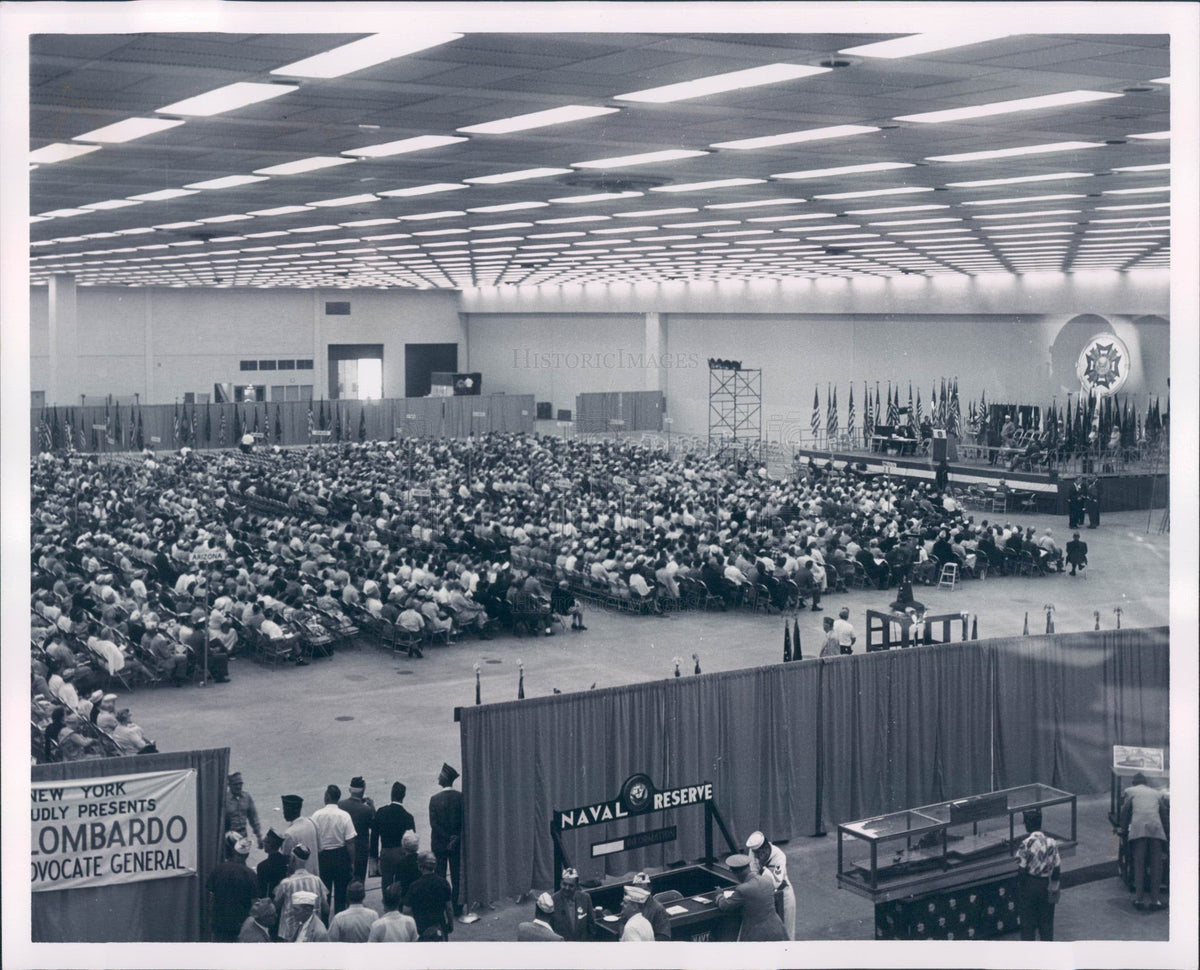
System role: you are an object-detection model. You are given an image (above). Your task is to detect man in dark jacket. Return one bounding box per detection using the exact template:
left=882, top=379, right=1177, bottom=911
left=1065, top=532, right=1088, bottom=576
left=371, top=780, right=416, bottom=891
left=338, top=776, right=376, bottom=883
left=208, top=834, right=257, bottom=942
left=429, top=763, right=463, bottom=916
left=550, top=867, right=595, bottom=941
left=716, top=854, right=787, bottom=941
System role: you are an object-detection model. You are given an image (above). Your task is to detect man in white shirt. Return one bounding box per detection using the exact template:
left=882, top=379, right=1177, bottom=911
left=327, top=881, right=378, bottom=942
left=833, top=607, right=857, bottom=655
left=311, top=784, right=358, bottom=916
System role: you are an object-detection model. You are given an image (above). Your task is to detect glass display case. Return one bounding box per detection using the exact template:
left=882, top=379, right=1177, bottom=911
left=837, top=784, right=1076, bottom=903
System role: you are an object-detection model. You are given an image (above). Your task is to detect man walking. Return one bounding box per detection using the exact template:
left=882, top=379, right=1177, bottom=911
left=312, top=784, right=358, bottom=916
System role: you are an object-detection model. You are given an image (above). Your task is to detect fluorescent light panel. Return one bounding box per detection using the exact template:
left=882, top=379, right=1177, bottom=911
left=82, top=199, right=142, bottom=210
left=895, top=89, right=1120, bottom=124
left=128, top=188, right=198, bottom=202
left=574, top=149, right=708, bottom=169
left=711, top=124, right=878, bottom=150
left=707, top=197, right=806, bottom=210
left=307, top=194, right=380, bottom=207
left=651, top=178, right=765, bottom=193
left=30, top=143, right=102, bottom=164
left=465, top=168, right=572, bottom=184
left=458, top=104, right=619, bottom=135
left=185, top=175, right=269, bottom=190
left=377, top=183, right=468, bottom=197
left=961, top=194, right=1085, bottom=206
left=550, top=191, right=643, bottom=204
left=1128, top=131, right=1170, bottom=140
left=343, top=135, right=467, bottom=158
left=1112, top=163, right=1170, bottom=173
left=946, top=172, right=1092, bottom=188
left=157, top=82, right=297, bottom=117
left=927, top=141, right=1103, bottom=162
left=773, top=161, right=912, bottom=179
left=254, top=156, right=357, bottom=176
left=615, top=63, right=829, bottom=103
left=73, top=117, right=185, bottom=144
left=271, top=32, right=462, bottom=79
left=816, top=187, right=933, bottom=200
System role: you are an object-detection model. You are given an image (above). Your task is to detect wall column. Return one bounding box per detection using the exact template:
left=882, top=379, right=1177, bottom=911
left=47, top=274, right=77, bottom=405
left=143, top=289, right=154, bottom=403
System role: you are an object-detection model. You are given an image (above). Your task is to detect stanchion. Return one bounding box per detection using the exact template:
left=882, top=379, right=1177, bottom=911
left=1094, top=610, right=1101, bottom=631
left=970, top=615, right=978, bottom=640
left=474, top=663, right=481, bottom=705
left=1044, top=604, right=1055, bottom=635
left=692, top=652, right=701, bottom=675
left=793, top=617, right=802, bottom=660
left=1114, top=607, right=1122, bottom=630
left=518, top=661, right=525, bottom=699
left=783, top=622, right=792, bottom=663
left=1022, top=612, right=1029, bottom=635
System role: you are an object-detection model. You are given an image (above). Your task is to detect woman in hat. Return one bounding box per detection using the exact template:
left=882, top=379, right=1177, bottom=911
left=716, top=854, right=788, bottom=941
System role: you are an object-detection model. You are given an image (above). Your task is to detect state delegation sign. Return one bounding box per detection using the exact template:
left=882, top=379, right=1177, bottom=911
left=31, top=769, right=197, bottom=892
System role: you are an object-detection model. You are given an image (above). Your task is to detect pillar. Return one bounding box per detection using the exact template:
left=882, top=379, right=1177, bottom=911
left=47, top=274, right=77, bottom=405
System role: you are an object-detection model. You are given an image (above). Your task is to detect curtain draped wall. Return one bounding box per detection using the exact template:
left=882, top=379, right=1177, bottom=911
left=575, top=391, right=665, bottom=433
left=30, top=394, right=534, bottom=453
left=459, top=627, right=1168, bottom=905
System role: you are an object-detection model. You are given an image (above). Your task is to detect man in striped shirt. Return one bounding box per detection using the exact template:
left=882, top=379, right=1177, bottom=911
left=274, top=845, right=328, bottom=941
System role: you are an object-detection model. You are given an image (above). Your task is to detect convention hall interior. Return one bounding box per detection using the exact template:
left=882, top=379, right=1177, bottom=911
left=8, top=5, right=1197, bottom=966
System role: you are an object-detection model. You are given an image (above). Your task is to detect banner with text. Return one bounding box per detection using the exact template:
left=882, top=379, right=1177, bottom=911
left=32, top=768, right=197, bottom=893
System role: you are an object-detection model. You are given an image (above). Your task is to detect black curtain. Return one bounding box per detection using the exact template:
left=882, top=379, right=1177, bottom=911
left=460, top=628, right=1167, bottom=907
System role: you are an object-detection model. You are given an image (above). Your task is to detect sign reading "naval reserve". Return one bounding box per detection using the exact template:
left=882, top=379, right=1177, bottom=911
left=553, top=774, right=714, bottom=831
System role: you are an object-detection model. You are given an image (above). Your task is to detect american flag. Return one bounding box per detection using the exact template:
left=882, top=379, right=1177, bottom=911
left=307, top=399, right=315, bottom=437
left=827, top=385, right=838, bottom=439
left=810, top=386, right=820, bottom=444
left=847, top=385, right=856, bottom=444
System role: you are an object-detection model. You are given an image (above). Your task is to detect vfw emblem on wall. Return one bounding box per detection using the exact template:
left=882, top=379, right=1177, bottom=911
left=1076, top=333, right=1130, bottom=396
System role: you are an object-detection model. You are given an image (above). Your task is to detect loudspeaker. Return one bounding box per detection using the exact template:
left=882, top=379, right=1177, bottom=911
left=536, top=401, right=552, bottom=420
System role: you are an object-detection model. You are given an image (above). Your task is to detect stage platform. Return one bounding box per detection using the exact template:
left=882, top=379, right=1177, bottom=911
left=792, top=446, right=1168, bottom=516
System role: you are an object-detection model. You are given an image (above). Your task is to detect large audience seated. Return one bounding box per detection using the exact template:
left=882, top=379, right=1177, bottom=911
left=30, top=433, right=1067, bottom=755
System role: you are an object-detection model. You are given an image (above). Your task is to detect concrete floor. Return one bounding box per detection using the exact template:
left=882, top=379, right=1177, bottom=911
left=121, top=508, right=1172, bottom=947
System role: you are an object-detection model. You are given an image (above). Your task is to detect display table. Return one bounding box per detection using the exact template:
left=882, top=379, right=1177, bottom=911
left=866, top=610, right=968, bottom=651
left=589, top=863, right=741, bottom=942
left=837, top=784, right=1076, bottom=940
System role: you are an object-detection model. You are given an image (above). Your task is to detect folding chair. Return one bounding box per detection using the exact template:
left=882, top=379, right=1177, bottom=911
left=937, top=562, right=959, bottom=591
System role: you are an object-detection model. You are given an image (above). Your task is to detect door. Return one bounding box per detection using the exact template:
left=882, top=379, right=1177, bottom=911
left=328, top=344, right=384, bottom=399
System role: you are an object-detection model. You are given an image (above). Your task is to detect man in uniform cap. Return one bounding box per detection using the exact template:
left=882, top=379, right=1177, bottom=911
left=206, top=833, right=257, bottom=942
left=716, top=853, right=787, bottom=941
left=256, top=828, right=289, bottom=902
left=237, top=897, right=276, bottom=943
left=274, top=844, right=328, bottom=941
left=429, top=763, right=463, bottom=916
left=289, top=889, right=329, bottom=942
left=518, top=892, right=564, bottom=941
left=225, top=771, right=263, bottom=848
left=371, top=781, right=415, bottom=891
left=631, top=872, right=671, bottom=940
left=747, top=830, right=795, bottom=940
left=550, top=867, right=595, bottom=941
left=338, top=776, right=376, bottom=883
left=618, top=886, right=655, bottom=941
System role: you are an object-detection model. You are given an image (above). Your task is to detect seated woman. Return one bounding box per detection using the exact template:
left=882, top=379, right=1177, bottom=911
left=550, top=581, right=586, bottom=631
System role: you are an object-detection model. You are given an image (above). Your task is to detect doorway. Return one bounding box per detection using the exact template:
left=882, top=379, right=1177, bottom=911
left=328, top=344, right=384, bottom=400
left=405, top=343, right=458, bottom=398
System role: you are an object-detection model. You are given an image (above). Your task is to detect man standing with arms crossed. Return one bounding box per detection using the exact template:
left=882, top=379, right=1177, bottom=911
left=429, top=763, right=464, bottom=918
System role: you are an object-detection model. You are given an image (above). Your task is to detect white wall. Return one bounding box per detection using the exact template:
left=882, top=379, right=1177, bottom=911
left=31, top=286, right=464, bottom=404
left=464, top=312, right=644, bottom=418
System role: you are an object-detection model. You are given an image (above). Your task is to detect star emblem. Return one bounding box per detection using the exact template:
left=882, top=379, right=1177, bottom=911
left=1084, top=342, right=1122, bottom=389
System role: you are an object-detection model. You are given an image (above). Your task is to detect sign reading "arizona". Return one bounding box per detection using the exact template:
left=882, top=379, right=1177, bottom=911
left=552, top=773, right=714, bottom=830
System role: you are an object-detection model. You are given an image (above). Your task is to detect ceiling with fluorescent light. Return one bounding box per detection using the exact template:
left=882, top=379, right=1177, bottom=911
left=28, top=31, right=1170, bottom=289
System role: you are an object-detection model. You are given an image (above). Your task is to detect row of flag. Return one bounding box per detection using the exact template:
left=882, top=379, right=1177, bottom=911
left=805, top=381, right=1167, bottom=450
left=36, top=399, right=370, bottom=453
left=809, top=379, right=965, bottom=441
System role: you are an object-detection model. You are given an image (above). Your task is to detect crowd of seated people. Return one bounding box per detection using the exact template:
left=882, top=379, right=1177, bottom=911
left=31, top=673, right=157, bottom=764
left=30, top=434, right=1067, bottom=704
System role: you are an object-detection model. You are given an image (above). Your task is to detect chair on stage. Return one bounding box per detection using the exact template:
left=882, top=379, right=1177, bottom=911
left=937, top=562, right=959, bottom=592
left=1017, top=491, right=1038, bottom=514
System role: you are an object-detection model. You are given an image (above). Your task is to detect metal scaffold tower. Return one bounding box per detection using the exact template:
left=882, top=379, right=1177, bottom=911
left=708, top=362, right=762, bottom=450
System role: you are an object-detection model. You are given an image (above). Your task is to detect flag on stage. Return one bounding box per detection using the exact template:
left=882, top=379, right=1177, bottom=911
left=205, top=402, right=212, bottom=445
left=64, top=408, right=76, bottom=453
left=136, top=406, right=144, bottom=450
left=38, top=407, right=52, bottom=452
left=335, top=404, right=343, bottom=442
left=275, top=404, right=283, bottom=443
left=114, top=403, right=123, bottom=447
left=253, top=405, right=260, bottom=435
left=51, top=405, right=62, bottom=452
left=886, top=384, right=898, bottom=426
left=847, top=385, right=856, bottom=443
left=172, top=402, right=181, bottom=446
left=307, top=399, right=315, bottom=438
left=358, top=406, right=367, bottom=442
left=874, top=383, right=881, bottom=432
left=907, top=383, right=916, bottom=433
left=915, top=387, right=923, bottom=427
left=219, top=407, right=227, bottom=446
left=811, top=386, right=820, bottom=444
left=827, top=385, right=838, bottom=439
left=319, top=398, right=328, bottom=431
left=948, top=379, right=961, bottom=436
left=863, top=381, right=872, bottom=442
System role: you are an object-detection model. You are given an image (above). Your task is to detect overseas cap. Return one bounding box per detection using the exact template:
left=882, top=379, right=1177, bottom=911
left=536, top=892, right=555, bottom=914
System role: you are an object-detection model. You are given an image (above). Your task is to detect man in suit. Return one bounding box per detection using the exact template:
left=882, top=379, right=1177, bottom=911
left=550, top=867, right=595, bottom=942
left=517, top=892, right=563, bottom=941
left=338, top=776, right=376, bottom=884
left=371, top=781, right=416, bottom=891
left=237, top=898, right=276, bottom=943
left=429, top=763, right=463, bottom=916
left=716, top=853, right=787, bottom=941
left=1065, top=532, right=1088, bottom=577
